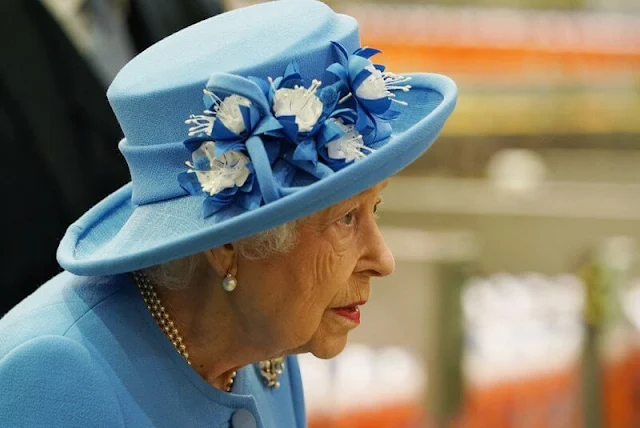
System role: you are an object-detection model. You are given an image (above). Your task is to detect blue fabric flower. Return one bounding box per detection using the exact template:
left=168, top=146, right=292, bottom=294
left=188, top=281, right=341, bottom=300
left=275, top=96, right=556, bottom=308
left=326, top=42, right=412, bottom=143
left=178, top=141, right=263, bottom=217
left=185, top=85, right=283, bottom=158
left=317, top=108, right=374, bottom=171
left=251, top=61, right=339, bottom=165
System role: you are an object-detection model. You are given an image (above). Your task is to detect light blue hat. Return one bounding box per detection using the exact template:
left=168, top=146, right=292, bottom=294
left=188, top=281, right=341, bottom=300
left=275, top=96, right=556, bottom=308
left=57, top=0, right=457, bottom=276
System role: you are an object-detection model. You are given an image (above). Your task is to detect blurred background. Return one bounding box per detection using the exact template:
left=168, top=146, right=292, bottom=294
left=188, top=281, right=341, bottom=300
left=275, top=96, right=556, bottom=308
left=291, top=1, right=640, bottom=427
left=3, top=0, right=639, bottom=427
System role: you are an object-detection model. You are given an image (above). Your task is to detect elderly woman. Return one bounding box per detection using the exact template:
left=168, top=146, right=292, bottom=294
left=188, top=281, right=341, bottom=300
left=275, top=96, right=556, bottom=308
left=0, top=1, right=456, bottom=427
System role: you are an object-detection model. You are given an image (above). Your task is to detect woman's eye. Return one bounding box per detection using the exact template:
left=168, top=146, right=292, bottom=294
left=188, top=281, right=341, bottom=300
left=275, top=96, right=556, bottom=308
left=339, top=211, right=355, bottom=226
left=373, top=202, right=382, bottom=219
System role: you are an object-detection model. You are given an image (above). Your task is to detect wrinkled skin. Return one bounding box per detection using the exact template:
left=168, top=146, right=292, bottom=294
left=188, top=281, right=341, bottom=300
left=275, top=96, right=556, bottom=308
left=217, top=180, right=394, bottom=360
left=164, top=180, right=394, bottom=389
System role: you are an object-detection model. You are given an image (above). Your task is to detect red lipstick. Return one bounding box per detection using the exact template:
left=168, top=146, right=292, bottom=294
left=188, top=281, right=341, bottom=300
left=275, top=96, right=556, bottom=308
left=332, top=301, right=366, bottom=324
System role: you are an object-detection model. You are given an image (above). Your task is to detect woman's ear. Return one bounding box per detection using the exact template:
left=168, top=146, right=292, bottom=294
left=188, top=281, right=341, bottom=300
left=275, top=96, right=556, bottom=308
left=204, top=243, right=237, bottom=277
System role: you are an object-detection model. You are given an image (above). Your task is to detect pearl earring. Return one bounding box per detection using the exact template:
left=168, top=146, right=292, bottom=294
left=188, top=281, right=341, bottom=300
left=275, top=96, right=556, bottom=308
left=222, top=273, right=237, bottom=292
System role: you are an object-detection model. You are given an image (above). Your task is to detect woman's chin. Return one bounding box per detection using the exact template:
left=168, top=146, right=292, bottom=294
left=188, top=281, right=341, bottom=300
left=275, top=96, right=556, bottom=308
left=308, top=335, right=349, bottom=360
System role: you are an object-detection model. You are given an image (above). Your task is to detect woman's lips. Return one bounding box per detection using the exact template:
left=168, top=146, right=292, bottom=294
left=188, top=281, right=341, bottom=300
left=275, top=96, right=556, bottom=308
left=332, top=306, right=361, bottom=323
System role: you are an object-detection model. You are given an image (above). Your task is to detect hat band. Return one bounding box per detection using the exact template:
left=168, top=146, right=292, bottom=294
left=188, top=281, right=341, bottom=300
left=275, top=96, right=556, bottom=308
left=119, top=139, right=189, bottom=205
left=119, top=137, right=335, bottom=206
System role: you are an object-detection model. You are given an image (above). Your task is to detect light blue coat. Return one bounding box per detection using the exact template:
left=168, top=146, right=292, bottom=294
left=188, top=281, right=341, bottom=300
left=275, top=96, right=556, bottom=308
left=0, top=273, right=307, bottom=427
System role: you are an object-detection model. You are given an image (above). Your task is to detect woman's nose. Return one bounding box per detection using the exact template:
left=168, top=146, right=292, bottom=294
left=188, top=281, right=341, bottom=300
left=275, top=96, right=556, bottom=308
left=363, top=222, right=395, bottom=277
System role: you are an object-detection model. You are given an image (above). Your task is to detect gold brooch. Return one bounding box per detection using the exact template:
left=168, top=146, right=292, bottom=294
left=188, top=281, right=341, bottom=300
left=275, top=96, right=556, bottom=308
left=259, top=357, right=286, bottom=388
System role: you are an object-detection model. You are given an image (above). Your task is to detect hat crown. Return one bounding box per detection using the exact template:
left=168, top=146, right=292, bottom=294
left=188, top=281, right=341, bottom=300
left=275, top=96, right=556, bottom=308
left=107, top=0, right=360, bottom=148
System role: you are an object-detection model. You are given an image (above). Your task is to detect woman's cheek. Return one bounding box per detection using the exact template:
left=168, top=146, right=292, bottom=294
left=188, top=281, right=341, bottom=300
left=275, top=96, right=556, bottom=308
left=325, top=225, right=353, bottom=257
left=320, top=238, right=351, bottom=275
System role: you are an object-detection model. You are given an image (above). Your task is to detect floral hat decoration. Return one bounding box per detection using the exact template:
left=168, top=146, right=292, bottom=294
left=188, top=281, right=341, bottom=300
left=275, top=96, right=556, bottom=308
left=57, top=0, right=457, bottom=276
left=178, top=43, right=414, bottom=218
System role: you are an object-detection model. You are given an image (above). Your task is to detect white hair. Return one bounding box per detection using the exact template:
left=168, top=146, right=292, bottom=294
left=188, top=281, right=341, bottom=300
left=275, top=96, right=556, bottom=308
left=142, top=221, right=298, bottom=290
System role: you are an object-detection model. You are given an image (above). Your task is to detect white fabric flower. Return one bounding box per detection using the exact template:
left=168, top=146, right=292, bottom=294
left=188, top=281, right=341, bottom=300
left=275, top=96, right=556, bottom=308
left=187, top=141, right=250, bottom=196
left=214, top=94, right=252, bottom=135
left=326, top=119, right=372, bottom=163
left=273, top=80, right=323, bottom=132
left=185, top=94, right=252, bottom=137
left=355, top=65, right=412, bottom=101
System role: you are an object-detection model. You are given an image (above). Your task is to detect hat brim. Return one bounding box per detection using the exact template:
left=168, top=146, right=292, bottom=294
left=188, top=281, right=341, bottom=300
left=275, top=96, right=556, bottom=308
left=57, top=73, right=457, bottom=276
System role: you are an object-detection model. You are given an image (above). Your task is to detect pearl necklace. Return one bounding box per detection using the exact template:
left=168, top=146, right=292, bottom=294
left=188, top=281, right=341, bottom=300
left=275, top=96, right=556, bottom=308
left=133, top=271, right=237, bottom=393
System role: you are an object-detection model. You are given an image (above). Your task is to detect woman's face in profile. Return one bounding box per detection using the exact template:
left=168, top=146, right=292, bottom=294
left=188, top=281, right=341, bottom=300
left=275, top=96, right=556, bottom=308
left=233, top=181, right=395, bottom=359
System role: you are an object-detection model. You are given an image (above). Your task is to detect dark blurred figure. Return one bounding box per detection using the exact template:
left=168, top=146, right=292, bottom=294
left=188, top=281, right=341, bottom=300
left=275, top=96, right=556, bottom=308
left=127, top=0, right=225, bottom=54
left=0, top=0, right=224, bottom=316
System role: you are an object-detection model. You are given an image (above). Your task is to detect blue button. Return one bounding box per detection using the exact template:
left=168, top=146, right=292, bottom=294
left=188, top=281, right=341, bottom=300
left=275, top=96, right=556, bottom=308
left=231, top=408, right=257, bottom=428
